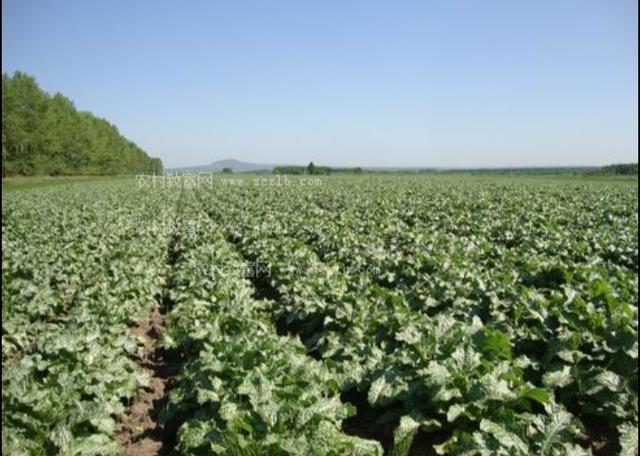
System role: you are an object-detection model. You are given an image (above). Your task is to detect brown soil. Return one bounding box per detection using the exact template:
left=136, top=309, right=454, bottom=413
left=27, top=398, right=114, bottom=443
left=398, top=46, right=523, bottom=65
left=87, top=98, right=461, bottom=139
left=2, top=349, right=26, bottom=367
left=116, top=307, right=173, bottom=456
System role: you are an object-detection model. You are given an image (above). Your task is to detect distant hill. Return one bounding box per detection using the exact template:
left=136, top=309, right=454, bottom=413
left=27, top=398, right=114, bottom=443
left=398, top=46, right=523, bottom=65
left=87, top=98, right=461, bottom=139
left=167, top=159, right=275, bottom=173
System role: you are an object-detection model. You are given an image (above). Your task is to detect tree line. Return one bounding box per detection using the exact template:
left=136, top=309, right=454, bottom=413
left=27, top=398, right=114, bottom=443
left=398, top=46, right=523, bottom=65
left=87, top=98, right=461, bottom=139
left=273, top=162, right=363, bottom=175
left=2, top=71, right=162, bottom=176
left=585, top=163, right=638, bottom=176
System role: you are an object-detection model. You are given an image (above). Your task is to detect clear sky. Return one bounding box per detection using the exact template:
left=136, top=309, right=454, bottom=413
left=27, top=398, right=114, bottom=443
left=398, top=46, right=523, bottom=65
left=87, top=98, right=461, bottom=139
left=2, top=0, right=637, bottom=168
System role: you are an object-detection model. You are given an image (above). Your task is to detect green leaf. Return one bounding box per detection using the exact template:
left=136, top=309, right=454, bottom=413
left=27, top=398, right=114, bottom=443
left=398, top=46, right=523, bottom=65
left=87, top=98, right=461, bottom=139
left=543, top=365, right=573, bottom=389
left=619, top=423, right=639, bottom=456
left=537, top=404, right=575, bottom=455
left=521, top=387, right=550, bottom=405
left=368, top=376, right=391, bottom=405
left=393, top=416, right=421, bottom=456
left=479, top=419, right=529, bottom=454
left=482, top=329, right=513, bottom=361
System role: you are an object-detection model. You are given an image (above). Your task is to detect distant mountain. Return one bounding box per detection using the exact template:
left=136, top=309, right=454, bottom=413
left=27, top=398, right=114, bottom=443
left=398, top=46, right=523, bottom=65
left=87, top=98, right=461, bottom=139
left=167, top=159, right=275, bottom=173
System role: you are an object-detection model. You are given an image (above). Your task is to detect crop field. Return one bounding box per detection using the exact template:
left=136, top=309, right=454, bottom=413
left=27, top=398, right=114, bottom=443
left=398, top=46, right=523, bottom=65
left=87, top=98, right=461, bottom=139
left=2, top=175, right=638, bottom=456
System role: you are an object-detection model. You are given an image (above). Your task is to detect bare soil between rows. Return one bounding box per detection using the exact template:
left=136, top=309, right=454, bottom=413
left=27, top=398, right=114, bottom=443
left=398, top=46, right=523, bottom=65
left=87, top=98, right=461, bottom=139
left=115, top=308, right=173, bottom=456
left=116, top=228, right=182, bottom=456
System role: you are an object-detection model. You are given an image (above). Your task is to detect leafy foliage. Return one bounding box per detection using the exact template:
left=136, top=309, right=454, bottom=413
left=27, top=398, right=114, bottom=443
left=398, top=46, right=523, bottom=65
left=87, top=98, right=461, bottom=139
left=162, top=196, right=382, bottom=454
left=199, top=175, right=637, bottom=454
left=2, top=182, right=176, bottom=453
left=2, top=175, right=637, bottom=455
left=2, top=72, right=163, bottom=176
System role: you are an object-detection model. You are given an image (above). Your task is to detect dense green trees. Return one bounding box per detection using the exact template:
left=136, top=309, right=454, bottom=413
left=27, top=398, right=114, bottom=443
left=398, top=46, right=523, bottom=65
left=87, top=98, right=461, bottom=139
left=272, top=165, right=360, bottom=175
left=2, top=71, right=162, bottom=176
left=587, top=163, right=638, bottom=176
left=273, top=163, right=331, bottom=175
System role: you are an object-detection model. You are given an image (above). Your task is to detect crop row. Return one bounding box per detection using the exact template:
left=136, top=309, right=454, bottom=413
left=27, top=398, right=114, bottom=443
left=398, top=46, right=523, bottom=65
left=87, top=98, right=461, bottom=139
left=160, top=191, right=382, bottom=454
left=196, top=177, right=638, bottom=455
left=2, top=176, right=637, bottom=455
left=2, top=182, right=177, bottom=454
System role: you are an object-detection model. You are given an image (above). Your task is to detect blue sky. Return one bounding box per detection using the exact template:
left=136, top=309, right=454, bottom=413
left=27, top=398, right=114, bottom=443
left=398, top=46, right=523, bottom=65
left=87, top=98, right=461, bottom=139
left=2, top=0, right=637, bottom=168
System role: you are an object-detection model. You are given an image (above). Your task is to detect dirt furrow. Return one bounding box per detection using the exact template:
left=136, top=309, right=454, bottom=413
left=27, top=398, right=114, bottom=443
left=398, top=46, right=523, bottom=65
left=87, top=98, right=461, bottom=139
left=116, top=228, right=183, bottom=456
